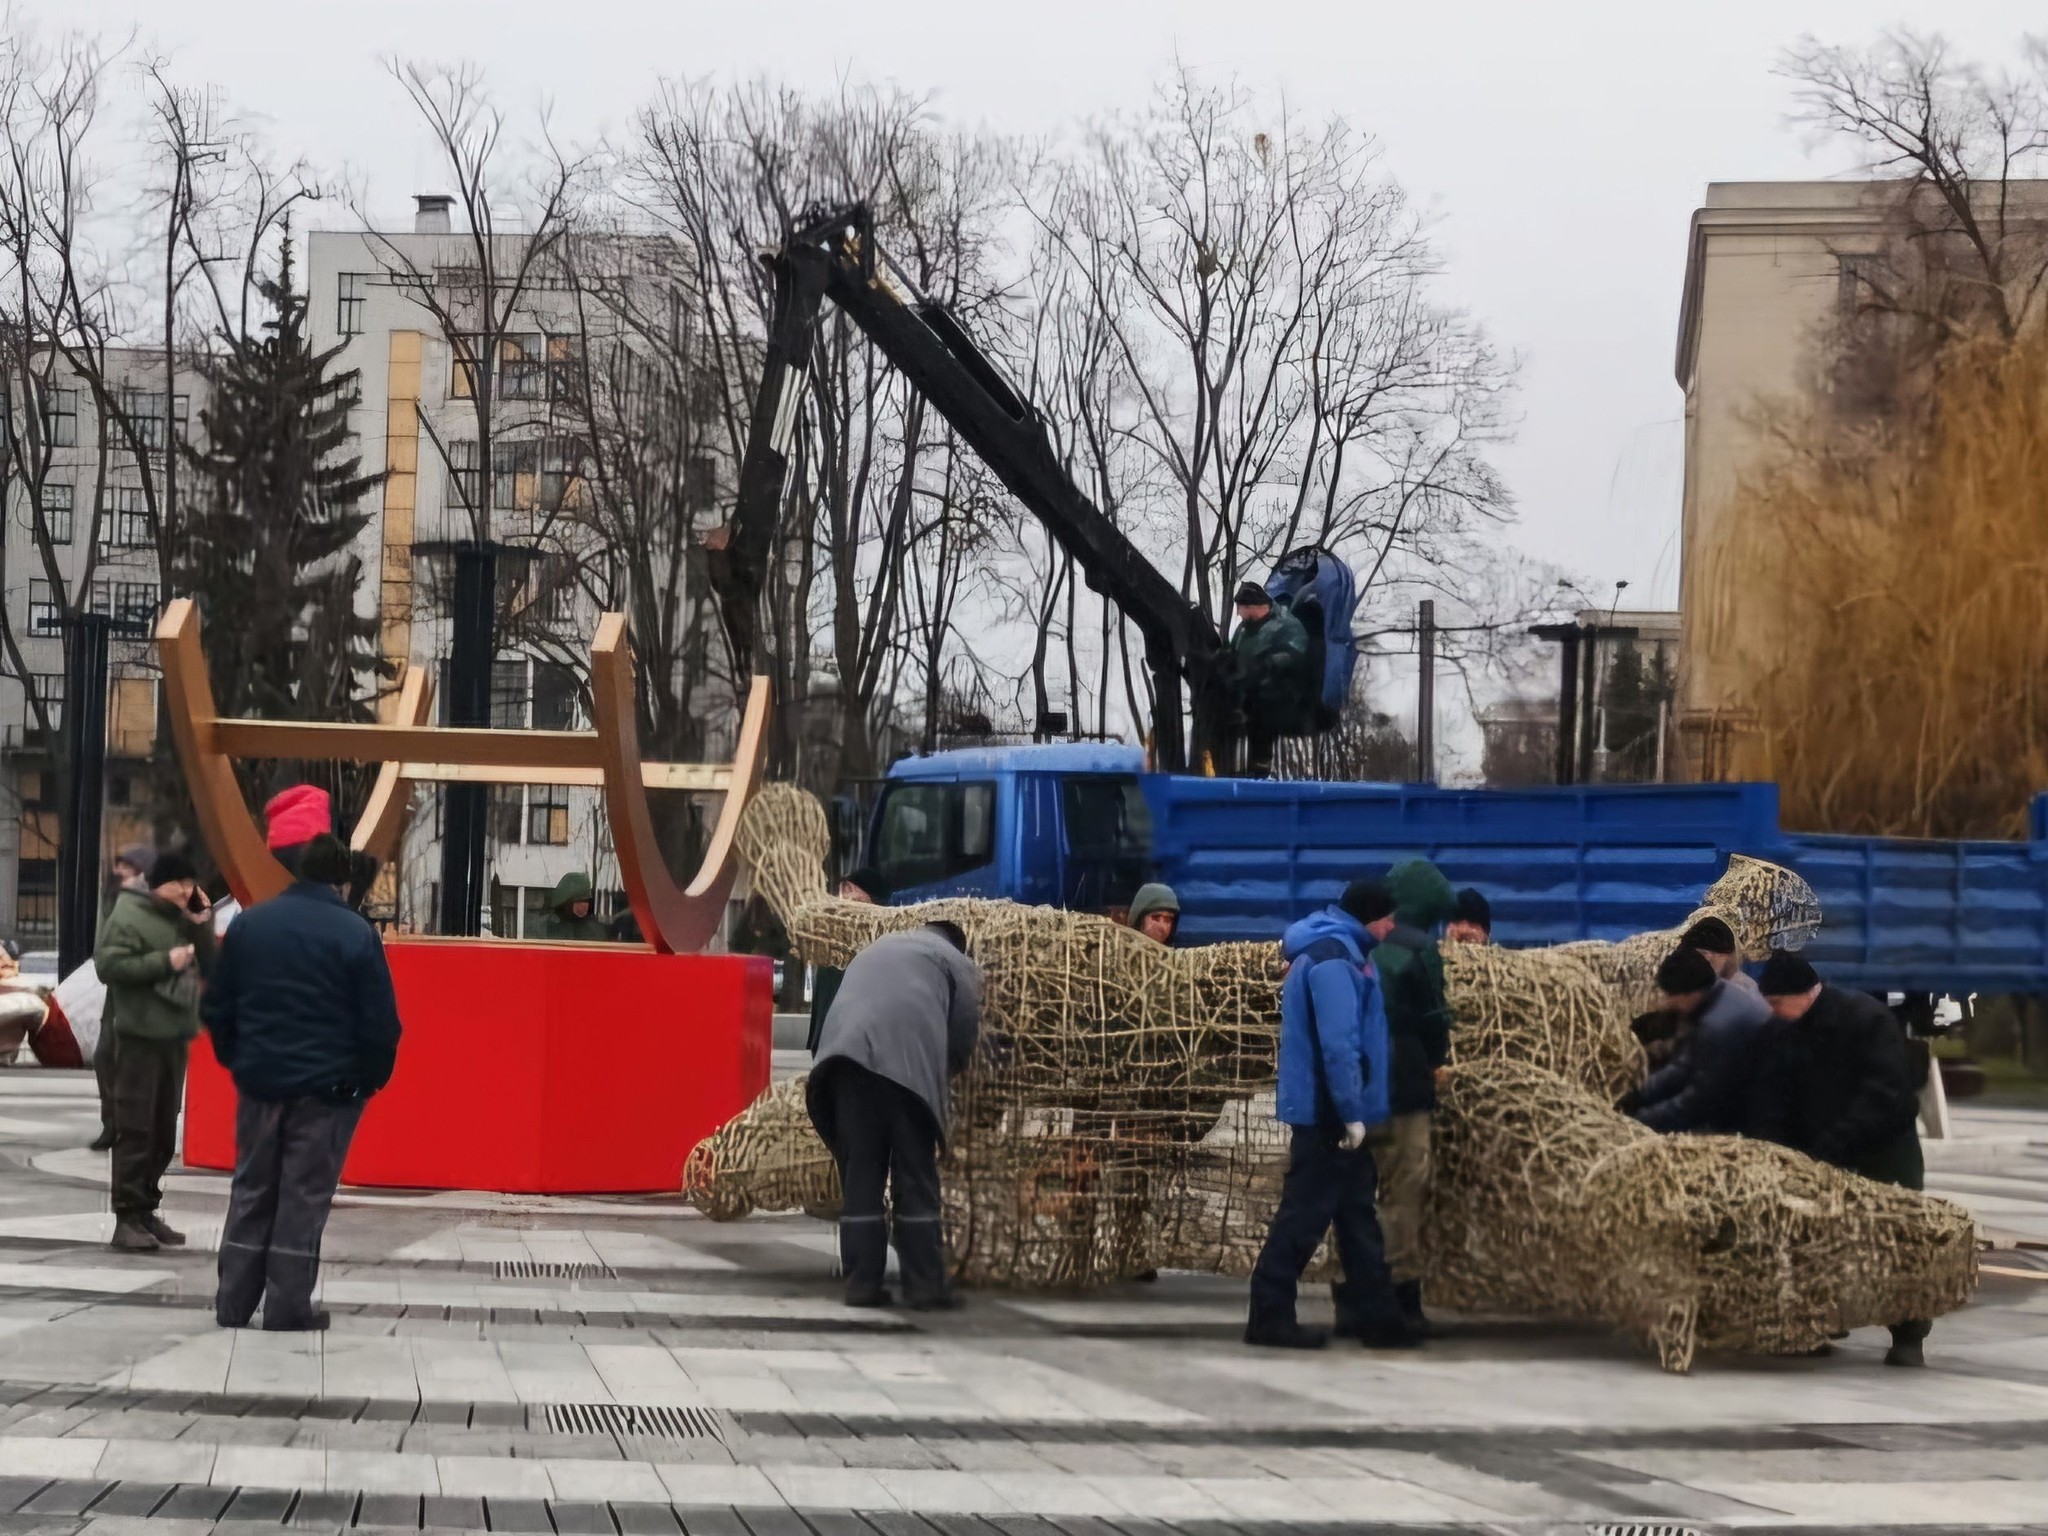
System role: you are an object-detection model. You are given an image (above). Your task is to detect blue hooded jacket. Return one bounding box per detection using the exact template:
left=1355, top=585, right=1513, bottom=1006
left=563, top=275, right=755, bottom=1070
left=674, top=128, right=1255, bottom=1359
left=1276, top=906, right=1391, bottom=1129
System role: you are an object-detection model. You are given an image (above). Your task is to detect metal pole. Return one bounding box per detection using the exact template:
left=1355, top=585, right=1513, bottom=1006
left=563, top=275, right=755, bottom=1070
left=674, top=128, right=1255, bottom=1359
left=438, top=543, right=496, bottom=936
left=1415, top=599, right=1436, bottom=783
left=56, top=614, right=113, bottom=977
left=1554, top=628, right=1580, bottom=786
left=1578, top=623, right=1602, bottom=786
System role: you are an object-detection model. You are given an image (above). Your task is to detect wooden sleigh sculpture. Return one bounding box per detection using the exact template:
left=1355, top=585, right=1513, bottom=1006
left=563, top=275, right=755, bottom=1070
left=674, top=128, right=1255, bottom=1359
left=157, top=598, right=769, bottom=952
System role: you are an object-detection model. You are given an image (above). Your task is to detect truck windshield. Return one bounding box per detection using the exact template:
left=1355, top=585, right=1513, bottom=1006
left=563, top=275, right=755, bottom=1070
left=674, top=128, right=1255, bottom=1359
left=1062, top=775, right=1154, bottom=910
left=872, top=780, right=996, bottom=891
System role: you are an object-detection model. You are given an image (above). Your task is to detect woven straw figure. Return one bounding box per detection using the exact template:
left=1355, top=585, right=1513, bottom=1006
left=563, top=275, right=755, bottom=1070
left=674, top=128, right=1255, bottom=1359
left=690, top=784, right=1976, bottom=1369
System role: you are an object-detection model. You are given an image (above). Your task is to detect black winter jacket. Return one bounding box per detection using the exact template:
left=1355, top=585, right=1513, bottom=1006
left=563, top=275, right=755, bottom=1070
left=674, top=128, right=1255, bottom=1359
left=1744, top=985, right=1922, bottom=1186
left=1634, top=977, right=1769, bottom=1134
left=201, top=882, right=403, bottom=1103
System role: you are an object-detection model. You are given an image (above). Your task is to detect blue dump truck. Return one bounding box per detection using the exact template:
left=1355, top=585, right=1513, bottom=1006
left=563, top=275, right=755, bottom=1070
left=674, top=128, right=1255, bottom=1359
left=862, top=744, right=2048, bottom=998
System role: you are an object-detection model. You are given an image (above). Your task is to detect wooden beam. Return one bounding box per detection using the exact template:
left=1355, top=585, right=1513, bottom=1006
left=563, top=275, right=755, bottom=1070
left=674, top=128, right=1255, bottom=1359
left=209, top=719, right=604, bottom=770
left=393, top=761, right=734, bottom=791
left=349, top=664, right=436, bottom=858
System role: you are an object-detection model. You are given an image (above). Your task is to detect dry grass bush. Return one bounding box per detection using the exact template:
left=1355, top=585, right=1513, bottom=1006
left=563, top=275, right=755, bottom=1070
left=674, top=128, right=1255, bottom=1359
left=1715, top=328, right=2048, bottom=837
left=692, top=783, right=1977, bottom=1368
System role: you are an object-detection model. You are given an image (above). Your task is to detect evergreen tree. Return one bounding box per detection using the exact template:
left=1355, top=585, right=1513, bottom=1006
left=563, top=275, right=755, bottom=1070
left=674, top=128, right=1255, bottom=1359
left=177, top=233, right=388, bottom=819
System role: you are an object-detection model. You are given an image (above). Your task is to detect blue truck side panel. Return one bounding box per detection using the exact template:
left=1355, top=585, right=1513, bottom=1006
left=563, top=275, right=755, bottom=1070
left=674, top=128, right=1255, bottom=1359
left=871, top=747, right=2048, bottom=996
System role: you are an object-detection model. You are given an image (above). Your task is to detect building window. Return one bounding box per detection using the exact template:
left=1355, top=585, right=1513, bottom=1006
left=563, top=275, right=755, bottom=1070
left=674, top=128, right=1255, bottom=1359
left=685, top=453, right=716, bottom=513
left=491, top=439, right=534, bottom=515
left=539, top=437, right=583, bottom=512
left=450, top=335, right=479, bottom=400
left=23, top=673, right=63, bottom=728
left=337, top=272, right=370, bottom=337
left=106, top=485, right=151, bottom=549
left=95, top=581, right=157, bottom=626
left=40, top=388, right=76, bottom=449
left=499, top=333, right=545, bottom=400
left=119, top=390, right=190, bottom=452
left=546, top=334, right=582, bottom=401
left=29, top=482, right=73, bottom=545
left=445, top=440, right=479, bottom=509
left=26, top=580, right=61, bottom=638
left=489, top=658, right=530, bottom=729
left=487, top=785, right=525, bottom=845
left=16, top=859, right=56, bottom=941
left=526, top=783, right=570, bottom=846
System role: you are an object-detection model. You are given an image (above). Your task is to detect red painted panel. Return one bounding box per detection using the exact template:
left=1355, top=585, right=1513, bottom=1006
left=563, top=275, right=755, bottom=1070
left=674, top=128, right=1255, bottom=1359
left=183, top=942, right=773, bottom=1195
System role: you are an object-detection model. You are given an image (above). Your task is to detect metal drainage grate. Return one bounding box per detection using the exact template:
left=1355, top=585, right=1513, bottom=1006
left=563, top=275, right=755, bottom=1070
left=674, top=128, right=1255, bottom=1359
left=540, top=1402, right=726, bottom=1441
left=492, top=1260, right=615, bottom=1279
left=1589, top=1526, right=1704, bottom=1536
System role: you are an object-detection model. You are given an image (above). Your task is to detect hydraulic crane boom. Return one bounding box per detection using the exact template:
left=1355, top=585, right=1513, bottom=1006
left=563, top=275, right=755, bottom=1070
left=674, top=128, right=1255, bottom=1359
left=706, top=203, right=1233, bottom=773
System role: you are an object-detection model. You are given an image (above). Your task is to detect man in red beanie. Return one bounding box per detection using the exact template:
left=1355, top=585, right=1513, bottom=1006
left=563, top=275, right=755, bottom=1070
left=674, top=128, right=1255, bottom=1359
left=264, top=785, right=332, bottom=876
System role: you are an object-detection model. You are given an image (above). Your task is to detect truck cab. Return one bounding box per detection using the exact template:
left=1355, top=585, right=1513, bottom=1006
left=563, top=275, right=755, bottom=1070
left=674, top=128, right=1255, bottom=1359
left=867, top=745, right=1157, bottom=913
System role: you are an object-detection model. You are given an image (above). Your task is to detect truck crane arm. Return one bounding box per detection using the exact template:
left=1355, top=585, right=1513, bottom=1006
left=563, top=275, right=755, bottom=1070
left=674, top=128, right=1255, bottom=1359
left=705, top=202, right=1233, bottom=774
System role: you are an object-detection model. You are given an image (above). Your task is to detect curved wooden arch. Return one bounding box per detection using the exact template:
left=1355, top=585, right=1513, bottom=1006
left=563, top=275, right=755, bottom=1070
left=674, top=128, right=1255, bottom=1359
left=159, top=599, right=296, bottom=909
left=157, top=598, right=771, bottom=953
left=591, top=613, right=771, bottom=954
left=350, top=663, right=435, bottom=860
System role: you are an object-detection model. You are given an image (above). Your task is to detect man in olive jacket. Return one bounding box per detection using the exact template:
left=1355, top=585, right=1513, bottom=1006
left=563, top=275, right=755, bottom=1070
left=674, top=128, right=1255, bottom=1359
left=1335, top=857, right=1456, bottom=1333
left=1229, top=582, right=1311, bottom=777
left=539, top=872, right=612, bottom=941
left=95, top=852, right=215, bottom=1252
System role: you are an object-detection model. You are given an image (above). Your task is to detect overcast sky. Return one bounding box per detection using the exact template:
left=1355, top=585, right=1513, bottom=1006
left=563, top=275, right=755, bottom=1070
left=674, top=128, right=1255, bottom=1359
left=36, top=0, right=2044, bottom=611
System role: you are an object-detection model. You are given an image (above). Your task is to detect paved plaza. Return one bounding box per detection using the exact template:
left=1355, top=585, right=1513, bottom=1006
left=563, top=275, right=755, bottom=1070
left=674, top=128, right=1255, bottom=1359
left=0, top=1067, right=2044, bottom=1535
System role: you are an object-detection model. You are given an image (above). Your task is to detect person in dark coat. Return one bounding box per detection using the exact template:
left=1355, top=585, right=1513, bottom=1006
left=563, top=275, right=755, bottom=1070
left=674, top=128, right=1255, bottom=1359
left=1229, top=581, right=1311, bottom=777
left=1247, top=879, right=1419, bottom=1352
left=539, top=872, right=612, bottom=941
left=1622, top=946, right=1769, bottom=1134
left=1750, top=951, right=1931, bottom=1366
left=1127, top=882, right=1181, bottom=945
left=1682, top=915, right=1761, bottom=997
left=805, top=868, right=887, bottom=1054
left=1336, top=859, right=1454, bottom=1333
left=807, top=921, right=981, bottom=1309
left=90, top=843, right=156, bottom=1153
left=1445, top=887, right=1492, bottom=945
left=202, top=835, right=403, bottom=1331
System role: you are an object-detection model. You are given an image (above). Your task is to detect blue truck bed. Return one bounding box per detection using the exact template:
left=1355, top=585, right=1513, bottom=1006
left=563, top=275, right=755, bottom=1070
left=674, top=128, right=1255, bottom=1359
left=870, top=746, right=2048, bottom=997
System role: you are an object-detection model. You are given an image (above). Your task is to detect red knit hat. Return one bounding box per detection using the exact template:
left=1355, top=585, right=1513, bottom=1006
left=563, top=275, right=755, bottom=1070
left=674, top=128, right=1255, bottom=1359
left=264, top=784, right=332, bottom=849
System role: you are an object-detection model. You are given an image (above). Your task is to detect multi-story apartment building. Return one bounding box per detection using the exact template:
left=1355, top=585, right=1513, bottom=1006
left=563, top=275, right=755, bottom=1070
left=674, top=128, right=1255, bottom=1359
left=305, top=197, right=726, bottom=936
left=0, top=350, right=196, bottom=946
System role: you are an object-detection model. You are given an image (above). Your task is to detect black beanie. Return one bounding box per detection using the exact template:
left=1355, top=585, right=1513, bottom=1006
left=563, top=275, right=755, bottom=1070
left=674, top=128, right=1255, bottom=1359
left=1234, top=580, right=1270, bottom=606
left=297, top=833, right=353, bottom=888
left=1759, top=951, right=1821, bottom=997
left=1453, top=887, right=1492, bottom=931
left=1655, top=946, right=1717, bottom=996
left=1340, top=878, right=1394, bottom=926
left=145, top=851, right=197, bottom=888
left=1682, top=915, right=1737, bottom=956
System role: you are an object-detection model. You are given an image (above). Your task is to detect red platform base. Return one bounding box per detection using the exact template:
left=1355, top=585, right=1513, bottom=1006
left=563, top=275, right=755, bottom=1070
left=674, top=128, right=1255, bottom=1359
left=183, top=941, right=773, bottom=1194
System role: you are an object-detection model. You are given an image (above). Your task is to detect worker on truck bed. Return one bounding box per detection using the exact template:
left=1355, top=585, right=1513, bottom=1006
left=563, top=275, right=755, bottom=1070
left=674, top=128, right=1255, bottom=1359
left=1230, top=580, right=1311, bottom=778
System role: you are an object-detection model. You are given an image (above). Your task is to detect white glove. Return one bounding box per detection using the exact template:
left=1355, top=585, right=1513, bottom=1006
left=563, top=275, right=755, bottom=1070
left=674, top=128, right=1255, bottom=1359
left=1339, top=1122, right=1367, bottom=1151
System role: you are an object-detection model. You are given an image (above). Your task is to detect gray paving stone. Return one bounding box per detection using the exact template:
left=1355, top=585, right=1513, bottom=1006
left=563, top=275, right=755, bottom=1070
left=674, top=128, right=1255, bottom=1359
left=481, top=1498, right=551, bottom=1533
left=545, top=1500, right=615, bottom=1534
left=607, top=1504, right=679, bottom=1536
left=287, top=1491, right=361, bottom=1528
left=422, top=1496, right=486, bottom=1530
left=671, top=1513, right=748, bottom=1536
left=80, top=1485, right=168, bottom=1519
left=357, top=1494, right=421, bottom=1531
left=17, top=1483, right=108, bottom=1518
left=220, top=1486, right=296, bottom=1523
left=153, top=1487, right=233, bottom=1522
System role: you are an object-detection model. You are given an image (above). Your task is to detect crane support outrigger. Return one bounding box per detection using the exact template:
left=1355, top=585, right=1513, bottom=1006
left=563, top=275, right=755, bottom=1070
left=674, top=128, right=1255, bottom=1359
left=705, top=202, right=1235, bottom=774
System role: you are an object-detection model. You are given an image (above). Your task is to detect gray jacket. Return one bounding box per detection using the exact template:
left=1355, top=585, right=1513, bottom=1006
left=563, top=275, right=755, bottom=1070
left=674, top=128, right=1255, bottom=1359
left=809, top=927, right=982, bottom=1143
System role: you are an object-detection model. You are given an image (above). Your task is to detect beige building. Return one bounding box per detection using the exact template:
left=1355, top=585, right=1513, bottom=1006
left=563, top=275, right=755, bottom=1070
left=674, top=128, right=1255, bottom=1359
left=1674, top=181, right=1895, bottom=779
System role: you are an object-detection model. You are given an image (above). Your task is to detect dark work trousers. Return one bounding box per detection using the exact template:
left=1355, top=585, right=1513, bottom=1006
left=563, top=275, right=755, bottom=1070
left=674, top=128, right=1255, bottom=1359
left=92, top=1026, right=119, bottom=1143
left=1248, top=1125, right=1402, bottom=1331
left=825, top=1063, right=947, bottom=1304
left=216, top=1096, right=363, bottom=1329
left=110, top=1036, right=188, bottom=1221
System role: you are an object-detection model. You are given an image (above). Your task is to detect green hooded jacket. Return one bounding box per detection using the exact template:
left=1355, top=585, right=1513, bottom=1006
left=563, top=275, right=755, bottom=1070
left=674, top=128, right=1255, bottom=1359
left=540, top=872, right=612, bottom=942
left=94, top=887, right=215, bottom=1041
left=1230, top=605, right=1313, bottom=732
left=1374, top=858, right=1457, bottom=1115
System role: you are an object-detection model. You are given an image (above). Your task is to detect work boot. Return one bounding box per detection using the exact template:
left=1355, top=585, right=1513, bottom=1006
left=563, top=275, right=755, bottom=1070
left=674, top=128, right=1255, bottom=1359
left=109, top=1219, right=159, bottom=1253
left=142, top=1214, right=185, bottom=1248
left=88, top=1129, right=114, bottom=1152
left=1357, top=1315, right=1427, bottom=1351
left=1395, top=1279, right=1431, bottom=1333
left=906, top=1291, right=961, bottom=1313
left=844, top=1286, right=896, bottom=1309
left=261, top=1309, right=330, bottom=1333
left=1885, top=1319, right=1931, bottom=1368
left=1244, top=1316, right=1328, bottom=1350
